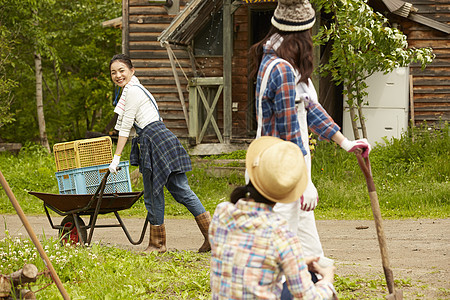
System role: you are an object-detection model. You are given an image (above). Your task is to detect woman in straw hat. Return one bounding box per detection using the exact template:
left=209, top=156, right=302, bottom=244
left=248, top=0, right=371, bottom=268
left=209, top=136, right=337, bottom=299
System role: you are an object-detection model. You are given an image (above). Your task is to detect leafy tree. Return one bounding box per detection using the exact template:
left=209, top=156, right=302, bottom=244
left=313, top=0, right=434, bottom=139
left=0, top=0, right=121, bottom=145
left=0, top=0, right=55, bottom=150
left=0, top=25, right=17, bottom=129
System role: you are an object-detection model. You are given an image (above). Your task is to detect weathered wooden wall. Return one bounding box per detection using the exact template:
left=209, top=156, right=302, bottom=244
left=127, top=1, right=251, bottom=141
left=126, top=0, right=448, bottom=144
left=128, top=0, right=192, bottom=138
left=232, top=6, right=250, bottom=138
left=400, top=0, right=450, bottom=126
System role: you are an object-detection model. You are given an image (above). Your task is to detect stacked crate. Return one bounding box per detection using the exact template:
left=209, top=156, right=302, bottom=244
left=53, top=137, right=132, bottom=194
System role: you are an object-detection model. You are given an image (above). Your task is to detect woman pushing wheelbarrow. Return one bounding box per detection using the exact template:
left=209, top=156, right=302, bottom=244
left=108, top=54, right=211, bottom=253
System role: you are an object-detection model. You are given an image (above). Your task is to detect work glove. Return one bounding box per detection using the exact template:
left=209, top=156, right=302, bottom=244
left=339, top=138, right=371, bottom=158
left=300, top=194, right=317, bottom=211
left=298, top=93, right=314, bottom=110
left=108, top=154, right=121, bottom=174
left=299, top=180, right=319, bottom=211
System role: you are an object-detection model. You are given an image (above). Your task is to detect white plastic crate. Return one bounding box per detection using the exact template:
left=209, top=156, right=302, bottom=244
left=55, top=161, right=132, bottom=195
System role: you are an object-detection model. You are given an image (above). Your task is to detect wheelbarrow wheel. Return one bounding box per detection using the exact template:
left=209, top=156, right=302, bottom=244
left=59, top=215, right=87, bottom=246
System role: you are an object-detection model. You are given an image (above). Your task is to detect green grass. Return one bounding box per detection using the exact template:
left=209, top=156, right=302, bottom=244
left=0, top=232, right=426, bottom=299
left=0, top=124, right=449, bottom=298
left=0, top=233, right=210, bottom=299
left=311, top=124, right=450, bottom=219
left=0, top=124, right=449, bottom=219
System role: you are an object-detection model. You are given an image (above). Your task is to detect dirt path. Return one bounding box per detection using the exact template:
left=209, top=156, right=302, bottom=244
left=1, top=215, right=448, bottom=299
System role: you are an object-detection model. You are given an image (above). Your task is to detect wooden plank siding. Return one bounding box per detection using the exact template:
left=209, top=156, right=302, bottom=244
left=190, top=5, right=253, bottom=141
left=125, top=0, right=449, bottom=142
left=127, top=1, right=252, bottom=141
left=398, top=0, right=450, bottom=125
left=128, top=0, right=192, bottom=138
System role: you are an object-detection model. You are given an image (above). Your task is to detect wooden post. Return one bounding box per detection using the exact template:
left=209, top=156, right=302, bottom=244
left=164, top=43, right=189, bottom=128
left=189, top=79, right=199, bottom=144
left=122, top=0, right=129, bottom=55
left=409, top=74, right=415, bottom=126
left=409, top=74, right=415, bottom=143
left=223, top=0, right=233, bottom=144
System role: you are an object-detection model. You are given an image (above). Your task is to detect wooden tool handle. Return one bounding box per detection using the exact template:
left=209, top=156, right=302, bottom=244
left=0, top=171, right=70, bottom=300
left=354, top=152, right=395, bottom=294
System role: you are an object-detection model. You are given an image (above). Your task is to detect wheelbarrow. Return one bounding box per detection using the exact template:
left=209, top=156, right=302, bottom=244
left=28, top=170, right=148, bottom=246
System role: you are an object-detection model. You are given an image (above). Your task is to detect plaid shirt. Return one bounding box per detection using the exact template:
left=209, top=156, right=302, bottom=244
left=256, top=49, right=340, bottom=155
left=209, top=200, right=337, bottom=299
left=130, top=121, right=191, bottom=196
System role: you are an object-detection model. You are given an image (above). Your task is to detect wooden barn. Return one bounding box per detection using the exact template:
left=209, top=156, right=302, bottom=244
left=106, top=0, right=449, bottom=153
left=371, top=0, right=450, bottom=127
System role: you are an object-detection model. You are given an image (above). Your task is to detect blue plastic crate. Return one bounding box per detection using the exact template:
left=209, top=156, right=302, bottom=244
left=55, top=161, right=132, bottom=194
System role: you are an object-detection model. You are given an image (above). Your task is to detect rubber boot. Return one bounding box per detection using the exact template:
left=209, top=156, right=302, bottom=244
left=144, top=224, right=167, bottom=253
left=195, top=211, right=211, bottom=253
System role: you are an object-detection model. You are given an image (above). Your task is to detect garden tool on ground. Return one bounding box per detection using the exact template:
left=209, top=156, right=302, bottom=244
left=0, top=170, right=70, bottom=300
left=355, top=151, right=403, bottom=300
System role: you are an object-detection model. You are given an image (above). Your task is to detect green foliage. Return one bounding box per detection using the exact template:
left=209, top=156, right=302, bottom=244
left=0, top=0, right=121, bottom=144
left=203, top=149, right=247, bottom=160
left=0, top=233, right=210, bottom=299
left=333, top=274, right=416, bottom=299
left=0, top=24, right=18, bottom=127
left=312, top=123, right=450, bottom=219
left=312, top=0, right=434, bottom=139
left=0, top=232, right=423, bottom=299
left=0, top=143, right=58, bottom=214
left=0, top=124, right=449, bottom=219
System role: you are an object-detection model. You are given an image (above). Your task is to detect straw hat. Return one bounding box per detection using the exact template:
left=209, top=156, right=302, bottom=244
left=246, top=136, right=308, bottom=204
left=271, top=0, right=316, bottom=32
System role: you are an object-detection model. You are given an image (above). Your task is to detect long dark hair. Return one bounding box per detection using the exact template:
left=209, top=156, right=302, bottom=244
left=249, top=25, right=313, bottom=84
left=230, top=181, right=274, bottom=206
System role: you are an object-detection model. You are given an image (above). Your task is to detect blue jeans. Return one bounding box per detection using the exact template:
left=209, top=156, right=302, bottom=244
left=281, top=271, right=318, bottom=300
left=142, top=170, right=206, bottom=225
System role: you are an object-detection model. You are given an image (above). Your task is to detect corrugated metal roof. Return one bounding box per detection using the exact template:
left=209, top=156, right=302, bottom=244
left=376, top=0, right=450, bottom=34
left=158, top=0, right=224, bottom=46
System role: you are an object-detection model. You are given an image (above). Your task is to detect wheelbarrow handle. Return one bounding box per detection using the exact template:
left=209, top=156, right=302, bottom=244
left=87, top=167, right=123, bottom=245
left=93, top=167, right=122, bottom=197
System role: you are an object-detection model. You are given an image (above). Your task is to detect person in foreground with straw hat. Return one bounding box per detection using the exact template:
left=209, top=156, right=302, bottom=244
left=248, top=0, right=371, bottom=277
left=209, top=136, right=337, bottom=299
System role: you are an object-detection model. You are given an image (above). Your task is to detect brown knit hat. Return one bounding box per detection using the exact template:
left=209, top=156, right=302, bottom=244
left=271, top=0, right=316, bottom=32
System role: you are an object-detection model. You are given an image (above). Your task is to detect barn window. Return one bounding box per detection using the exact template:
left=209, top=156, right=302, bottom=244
left=193, top=8, right=223, bottom=56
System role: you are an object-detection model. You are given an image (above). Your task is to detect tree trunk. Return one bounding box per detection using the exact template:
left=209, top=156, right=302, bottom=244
left=6, top=263, right=38, bottom=286
left=355, top=82, right=368, bottom=139
left=357, top=104, right=368, bottom=139
left=0, top=276, right=11, bottom=297
left=34, top=51, right=50, bottom=152
left=1, top=264, right=38, bottom=299
left=7, top=289, right=36, bottom=300
left=349, top=106, right=360, bottom=140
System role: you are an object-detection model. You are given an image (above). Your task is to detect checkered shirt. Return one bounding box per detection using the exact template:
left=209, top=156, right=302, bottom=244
left=256, top=48, right=340, bottom=155
left=130, top=121, right=191, bottom=196
left=209, top=200, right=337, bottom=299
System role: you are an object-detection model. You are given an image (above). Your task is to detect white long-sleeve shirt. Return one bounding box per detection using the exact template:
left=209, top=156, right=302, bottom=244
left=115, top=85, right=160, bottom=138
